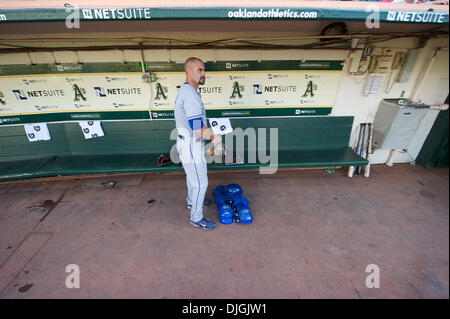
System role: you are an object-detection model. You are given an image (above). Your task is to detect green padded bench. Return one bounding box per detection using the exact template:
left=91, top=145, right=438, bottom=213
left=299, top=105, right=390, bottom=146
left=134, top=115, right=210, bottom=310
left=208, top=117, right=368, bottom=173
left=0, top=121, right=183, bottom=181
left=0, top=116, right=368, bottom=181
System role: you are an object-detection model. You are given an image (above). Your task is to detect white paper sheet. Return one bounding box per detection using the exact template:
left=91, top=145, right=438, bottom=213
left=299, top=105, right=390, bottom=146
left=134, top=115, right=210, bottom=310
left=208, top=118, right=233, bottom=135
left=24, top=123, right=51, bottom=142
left=79, top=121, right=104, bottom=139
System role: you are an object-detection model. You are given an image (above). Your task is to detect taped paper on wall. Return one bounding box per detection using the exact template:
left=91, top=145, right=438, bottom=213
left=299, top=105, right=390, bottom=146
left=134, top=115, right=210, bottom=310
left=364, top=75, right=383, bottom=96
left=24, top=123, right=51, bottom=142
left=79, top=120, right=104, bottom=139
left=208, top=118, right=233, bottom=135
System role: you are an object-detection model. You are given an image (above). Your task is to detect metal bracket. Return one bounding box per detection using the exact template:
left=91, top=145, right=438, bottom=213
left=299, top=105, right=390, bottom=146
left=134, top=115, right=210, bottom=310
left=417, top=35, right=431, bottom=49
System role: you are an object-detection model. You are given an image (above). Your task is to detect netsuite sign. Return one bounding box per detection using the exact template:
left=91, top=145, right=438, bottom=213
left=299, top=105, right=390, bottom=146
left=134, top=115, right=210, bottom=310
left=386, top=10, right=446, bottom=23
left=81, top=8, right=151, bottom=20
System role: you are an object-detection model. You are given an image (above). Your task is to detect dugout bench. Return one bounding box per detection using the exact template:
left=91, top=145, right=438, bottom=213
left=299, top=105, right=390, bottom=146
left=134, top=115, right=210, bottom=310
left=0, top=116, right=368, bottom=181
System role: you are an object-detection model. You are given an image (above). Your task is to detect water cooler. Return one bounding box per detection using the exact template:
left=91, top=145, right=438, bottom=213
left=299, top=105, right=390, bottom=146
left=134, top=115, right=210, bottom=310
left=372, top=99, right=430, bottom=165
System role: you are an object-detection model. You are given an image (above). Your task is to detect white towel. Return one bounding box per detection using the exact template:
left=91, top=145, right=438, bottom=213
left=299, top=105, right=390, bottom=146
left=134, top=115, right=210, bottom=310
left=79, top=121, right=104, bottom=139
left=24, top=123, right=51, bottom=142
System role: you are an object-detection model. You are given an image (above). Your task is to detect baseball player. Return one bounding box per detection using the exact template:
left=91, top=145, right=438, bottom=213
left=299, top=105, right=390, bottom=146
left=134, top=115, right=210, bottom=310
left=174, top=57, right=222, bottom=230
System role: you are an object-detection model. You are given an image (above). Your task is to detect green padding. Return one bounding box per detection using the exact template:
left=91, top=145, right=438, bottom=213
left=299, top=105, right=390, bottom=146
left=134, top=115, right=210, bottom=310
left=0, top=157, right=52, bottom=180
left=277, top=148, right=368, bottom=167
left=1, top=7, right=448, bottom=24
left=231, top=116, right=354, bottom=127
left=0, top=154, right=184, bottom=181
left=209, top=148, right=368, bottom=170
left=0, top=116, right=368, bottom=181
left=0, top=148, right=367, bottom=181
left=37, top=154, right=184, bottom=177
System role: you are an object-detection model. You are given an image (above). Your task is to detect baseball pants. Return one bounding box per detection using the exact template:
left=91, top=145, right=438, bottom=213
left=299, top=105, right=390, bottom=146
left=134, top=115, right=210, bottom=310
left=176, top=134, right=208, bottom=223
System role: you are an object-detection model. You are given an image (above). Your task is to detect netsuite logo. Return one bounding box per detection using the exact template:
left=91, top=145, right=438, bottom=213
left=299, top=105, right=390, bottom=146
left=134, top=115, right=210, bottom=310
left=105, top=76, right=127, bottom=82
left=265, top=99, right=284, bottom=106
left=253, top=85, right=297, bottom=94
left=226, top=63, right=249, bottom=69
left=113, top=102, right=133, bottom=108
left=267, top=74, right=288, bottom=80
left=12, top=90, right=27, bottom=100
left=57, top=65, right=82, bottom=72
left=0, top=117, right=20, bottom=123
left=198, top=86, right=223, bottom=94
left=386, top=11, right=446, bottom=23
left=22, top=79, right=47, bottom=85
left=81, top=8, right=151, bottom=20
left=65, top=77, right=83, bottom=83
left=12, top=89, right=65, bottom=100
left=154, top=101, right=170, bottom=107
left=253, top=84, right=262, bottom=95
left=94, top=87, right=142, bottom=97
left=35, top=105, right=58, bottom=111
left=94, top=87, right=106, bottom=97
left=74, top=103, right=90, bottom=109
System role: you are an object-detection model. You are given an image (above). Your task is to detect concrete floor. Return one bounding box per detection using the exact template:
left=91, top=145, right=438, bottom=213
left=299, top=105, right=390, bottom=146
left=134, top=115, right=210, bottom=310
left=0, top=164, right=448, bottom=299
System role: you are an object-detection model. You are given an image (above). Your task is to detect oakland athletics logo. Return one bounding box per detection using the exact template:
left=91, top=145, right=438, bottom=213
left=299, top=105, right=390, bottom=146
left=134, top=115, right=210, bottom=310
left=73, top=84, right=87, bottom=101
left=0, top=91, right=5, bottom=105
left=302, top=80, right=317, bottom=98
left=230, top=82, right=243, bottom=99
left=155, top=83, right=168, bottom=100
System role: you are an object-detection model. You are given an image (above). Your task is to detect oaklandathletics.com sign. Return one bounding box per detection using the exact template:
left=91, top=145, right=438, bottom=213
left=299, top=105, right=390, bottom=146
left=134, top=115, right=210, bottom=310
left=227, top=8, right=318, bottom=19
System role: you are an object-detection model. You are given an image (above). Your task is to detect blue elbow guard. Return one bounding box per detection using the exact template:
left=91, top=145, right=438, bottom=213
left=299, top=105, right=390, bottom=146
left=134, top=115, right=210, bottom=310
left=188, top=117, right=204, bottom=130
left=214, top=183, right=254, bottom=225
left=235, top=203, right=253, bottom=224
left=219, top=204, right=234, bottom=224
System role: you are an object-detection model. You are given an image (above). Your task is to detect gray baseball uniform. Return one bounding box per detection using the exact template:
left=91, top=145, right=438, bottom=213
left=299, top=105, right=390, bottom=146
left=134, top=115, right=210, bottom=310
left=174, top=82, right=208, bottom=223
